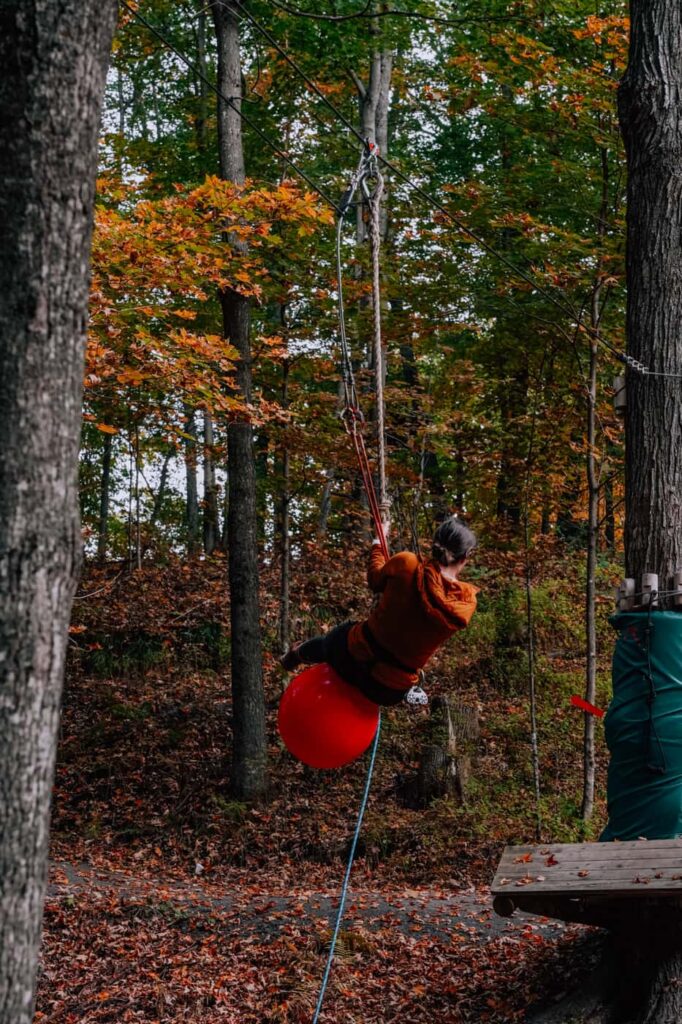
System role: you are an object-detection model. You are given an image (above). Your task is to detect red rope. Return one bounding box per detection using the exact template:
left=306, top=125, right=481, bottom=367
left=346, top=413, right=389, bottom=561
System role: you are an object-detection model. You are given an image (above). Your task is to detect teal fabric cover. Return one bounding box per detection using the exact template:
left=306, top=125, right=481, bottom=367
left=601, top=611, right=682, bottom=841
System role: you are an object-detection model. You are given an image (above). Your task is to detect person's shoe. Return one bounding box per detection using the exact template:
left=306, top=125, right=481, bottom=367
left=280, top=643, right=303, bottom=672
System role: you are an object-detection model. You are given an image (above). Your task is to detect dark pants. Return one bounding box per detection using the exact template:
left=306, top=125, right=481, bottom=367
left=299, top=621, right=406, bottom=707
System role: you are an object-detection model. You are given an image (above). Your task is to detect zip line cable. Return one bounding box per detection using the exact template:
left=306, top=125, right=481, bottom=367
left=120, top=0, right=342, bottom=215
left=226, top=0, right=682, bottom=382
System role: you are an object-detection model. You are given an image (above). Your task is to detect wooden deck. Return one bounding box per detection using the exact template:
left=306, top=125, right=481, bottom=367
left=491, top=839, right=682, bottom=928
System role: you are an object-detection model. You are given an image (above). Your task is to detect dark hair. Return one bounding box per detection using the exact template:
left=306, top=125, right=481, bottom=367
left=431, top=517, right=477, bottom=566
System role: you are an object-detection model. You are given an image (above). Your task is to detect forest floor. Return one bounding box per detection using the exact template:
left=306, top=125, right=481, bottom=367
left=36, top=545, right=618, bottom=1022
left=40, top=859, right=604, bottom=1023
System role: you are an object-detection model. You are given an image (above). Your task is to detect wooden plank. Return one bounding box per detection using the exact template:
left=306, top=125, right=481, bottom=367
left=494, top=878, right=682, bottom=897
left=496, top=859, right=682, bottom=877
left=497, top=850, right=682, bottom=865
left=493, top=868, right=679, bottom=884
left=492, top=840, right=682, bottom=901
left=495, top=842, right=682, bottom=869
left=493, top=864, right=679, bottom=880
left=497, top=839, right=679, bottom=856
left=496, top=840, right=682, bottom=862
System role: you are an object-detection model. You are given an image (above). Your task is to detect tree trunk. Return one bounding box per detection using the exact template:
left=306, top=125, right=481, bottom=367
left=582, top=148, right=609, bottom=821
left=582, top=334, right=599, bottom=821
left=212, top=0, right=267, bottom=802
left=149, top=450, right=171, bottom=531
left=279, top=358, right=291, bottom=655
left=184, top=404, right=201, bottom=557
left=0, top=3, right=116, bottom=1021
left=203, top=410, right=220, bottom=554
left=398, top=696, right=479, bottom=809
left=134, top=424, right=142, bottom=570
left=350, top=36, right=394, bottom=531
left=610, top=1, right=682, bottom=1018
left=194, top=0, right=209, bottom=156
left=620, top=0, right=682, bottom=590
left=97, top=432, right=113, bottom=563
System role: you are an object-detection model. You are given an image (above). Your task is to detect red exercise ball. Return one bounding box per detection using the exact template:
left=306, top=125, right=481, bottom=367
left=278, top=662, right=379, bottom=769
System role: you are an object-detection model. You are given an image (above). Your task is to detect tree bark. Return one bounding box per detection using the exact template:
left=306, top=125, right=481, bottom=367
left=0, top=3, right=116, bottom=1020
left=279, top=357, right=291, bottom=655
left=619, top=0, right=682, bottom=589
left=202, top=410, right=220, bottom=554
left=611, top=1, right=682, bottom=1018
left=212, top=0, right=267, bottom=802
left=398, top=696, right=479, bottom=809
left=183, top=404, right=201, bottom=557
left=97, top=432, right=113, bottom=563
left=194, top=0, right=209, bottom=156
left=582, top=333, right=599, bottom=821
left=582, top=147, right=609, bottom=822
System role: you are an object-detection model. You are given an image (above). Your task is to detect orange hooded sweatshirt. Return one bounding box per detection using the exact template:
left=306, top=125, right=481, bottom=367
left=347, top=545, right=478, bottom=693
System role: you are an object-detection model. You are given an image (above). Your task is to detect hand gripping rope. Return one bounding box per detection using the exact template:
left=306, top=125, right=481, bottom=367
left=336, top=141, right=390, bottom=560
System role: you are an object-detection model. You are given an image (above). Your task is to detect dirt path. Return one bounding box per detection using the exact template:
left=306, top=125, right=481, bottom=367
left=50, top=861, right=572, bottom=945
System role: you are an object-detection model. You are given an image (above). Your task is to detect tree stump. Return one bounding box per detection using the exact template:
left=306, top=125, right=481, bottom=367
left=398, top=695, right=479, bottom=809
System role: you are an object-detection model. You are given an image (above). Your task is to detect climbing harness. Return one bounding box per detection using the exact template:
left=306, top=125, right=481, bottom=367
left=312, top=714, right=381, bottom=1024
left=336, top=141, right=390, bottom=560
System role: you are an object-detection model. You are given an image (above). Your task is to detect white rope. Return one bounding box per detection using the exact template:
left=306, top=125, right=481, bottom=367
left=366, top=165, right=388, bottom=509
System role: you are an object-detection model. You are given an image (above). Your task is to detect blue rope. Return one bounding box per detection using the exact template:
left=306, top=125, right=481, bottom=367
left=312, top=714, right=381, bottom=1023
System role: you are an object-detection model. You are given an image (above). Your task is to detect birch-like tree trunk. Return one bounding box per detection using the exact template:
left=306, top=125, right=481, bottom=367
left=212, top=0, right=267, bottom=802
left=97, top=433, right=113, bottom=563
left=0, top=3, right=116, bottom=1020
left=203, top=410, right=220, bottom=554
left=582, top=145, right=609, bottom=822
left=279, top=356, right=291, bottom=654
left=183, top=404, right=200, bottom=557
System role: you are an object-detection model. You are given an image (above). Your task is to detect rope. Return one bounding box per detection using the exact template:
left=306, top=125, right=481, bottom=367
left=312, top=714, right=381, bottom=1024
left=366, top=166, right=388, bottom=509
left=336, top=143, right=390, bottom=559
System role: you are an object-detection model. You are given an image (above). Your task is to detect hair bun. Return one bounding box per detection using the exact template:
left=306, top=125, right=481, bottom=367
left=432, top=516, right=477, bottom=566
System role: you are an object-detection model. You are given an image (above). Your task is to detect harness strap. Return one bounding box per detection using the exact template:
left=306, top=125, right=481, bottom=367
left=361, top=622, right=419, bottom=677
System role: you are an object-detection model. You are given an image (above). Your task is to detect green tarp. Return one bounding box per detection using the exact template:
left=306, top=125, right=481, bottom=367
left=601, top=611, right=682, bottom=841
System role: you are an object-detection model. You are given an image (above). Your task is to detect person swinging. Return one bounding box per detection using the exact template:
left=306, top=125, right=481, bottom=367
left=281, top=516, right=479, bottom=706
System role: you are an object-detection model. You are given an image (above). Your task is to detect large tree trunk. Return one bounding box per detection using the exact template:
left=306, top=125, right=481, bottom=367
left=614, top=0, right=682, bottom=1017
left=620, top=0, right=682, bottom=590
left=0, top=3, right=116, bottom=1021
left=212, top=0, right=267, bottom=802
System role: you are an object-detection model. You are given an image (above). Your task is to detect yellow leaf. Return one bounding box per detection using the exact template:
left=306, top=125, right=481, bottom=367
left=96, top=423, right=118, bottom=434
